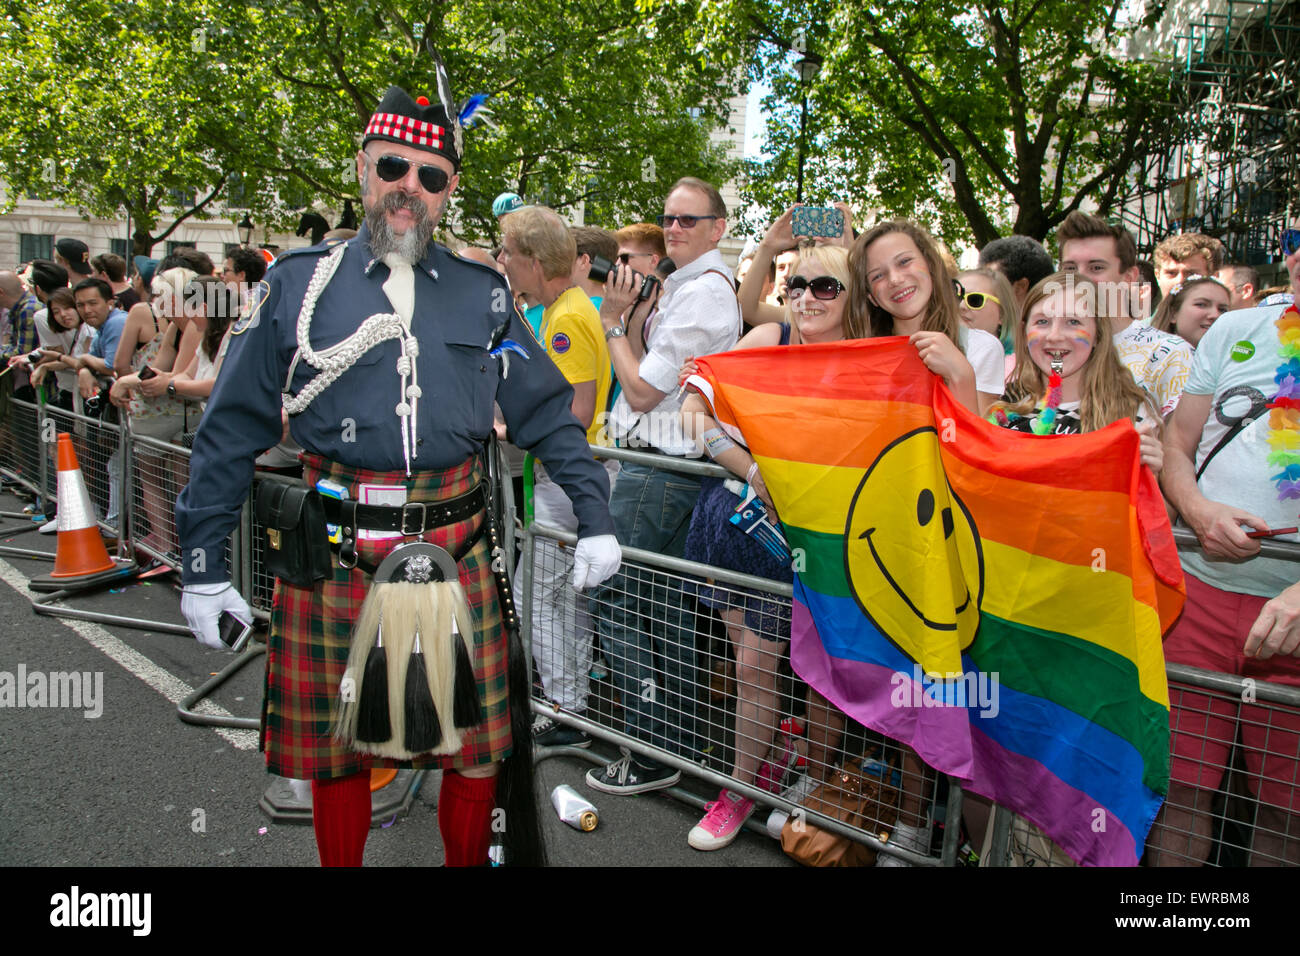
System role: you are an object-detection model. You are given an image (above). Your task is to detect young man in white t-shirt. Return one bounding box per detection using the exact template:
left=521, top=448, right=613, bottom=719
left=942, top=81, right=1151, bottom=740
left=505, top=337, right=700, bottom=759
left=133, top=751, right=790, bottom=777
left=1150, top=213, right=1300, bottom=865
left=1057, top=211, right=1194, bottom=417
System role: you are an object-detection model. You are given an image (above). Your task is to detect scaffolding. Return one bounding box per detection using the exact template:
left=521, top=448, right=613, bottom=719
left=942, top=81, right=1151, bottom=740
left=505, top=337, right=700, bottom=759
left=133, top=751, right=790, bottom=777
left=1116, top=0, right=1300, bottom=268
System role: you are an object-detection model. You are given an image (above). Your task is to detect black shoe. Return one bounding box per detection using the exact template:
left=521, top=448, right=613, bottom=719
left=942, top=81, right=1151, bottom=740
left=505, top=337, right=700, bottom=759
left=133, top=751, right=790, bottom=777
left=585, top=753, right=680, bottom=795
left=532, top=713, right=592, bottom=749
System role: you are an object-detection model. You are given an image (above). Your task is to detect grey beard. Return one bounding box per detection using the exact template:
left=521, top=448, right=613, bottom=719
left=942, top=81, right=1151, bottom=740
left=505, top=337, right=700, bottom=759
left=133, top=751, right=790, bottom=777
left=365, top=187, right=437, bottom=263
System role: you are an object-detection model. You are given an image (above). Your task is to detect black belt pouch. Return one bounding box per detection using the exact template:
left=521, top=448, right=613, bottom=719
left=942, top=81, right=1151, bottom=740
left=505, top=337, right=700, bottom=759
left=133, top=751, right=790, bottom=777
left=255, top=482, right=332, bottom=588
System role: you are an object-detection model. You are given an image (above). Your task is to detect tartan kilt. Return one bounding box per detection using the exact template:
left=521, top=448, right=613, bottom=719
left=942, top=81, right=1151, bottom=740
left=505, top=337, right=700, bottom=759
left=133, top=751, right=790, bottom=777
left=262, top=452, right=512, bottom=780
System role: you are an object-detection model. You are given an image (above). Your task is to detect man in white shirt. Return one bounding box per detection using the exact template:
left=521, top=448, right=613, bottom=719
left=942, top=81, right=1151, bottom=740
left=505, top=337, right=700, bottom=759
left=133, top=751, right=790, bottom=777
left=588, top=177, right=741, bottom=794
left=1057, top=211, right=1194, bottom=417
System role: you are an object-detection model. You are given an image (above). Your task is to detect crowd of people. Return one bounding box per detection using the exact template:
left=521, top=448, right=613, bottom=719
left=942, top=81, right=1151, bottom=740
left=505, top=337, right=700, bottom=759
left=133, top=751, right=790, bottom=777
left=0, top=243, right=259, bottom=549
left=473, top=189, right=1300, bottom=866
left=2, top=167, right=1298, bottom=868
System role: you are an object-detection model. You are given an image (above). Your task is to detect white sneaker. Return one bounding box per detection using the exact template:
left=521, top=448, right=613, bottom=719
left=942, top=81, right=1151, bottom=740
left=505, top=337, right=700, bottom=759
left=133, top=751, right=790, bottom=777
left=765, top=772, right=818, bottom=839
left=39, top=518, right=57, bottom=534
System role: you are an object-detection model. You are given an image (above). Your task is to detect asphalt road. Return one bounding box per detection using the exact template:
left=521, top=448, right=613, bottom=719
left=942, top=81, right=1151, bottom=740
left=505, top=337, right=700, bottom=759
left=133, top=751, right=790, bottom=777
left=0, top=491, right=792, bottom=868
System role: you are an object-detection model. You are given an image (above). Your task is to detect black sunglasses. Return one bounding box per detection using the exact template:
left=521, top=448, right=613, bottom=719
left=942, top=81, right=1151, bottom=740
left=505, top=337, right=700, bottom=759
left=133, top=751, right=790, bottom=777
left=786, top=275, right=845, bottom=300
left=372, top=154, right=451, bottom=194
left=656, top=214, right=718, bottom=229
left=618, top=251, right=653, bottom=264
left=1283, top=228, right=1300, bottom=257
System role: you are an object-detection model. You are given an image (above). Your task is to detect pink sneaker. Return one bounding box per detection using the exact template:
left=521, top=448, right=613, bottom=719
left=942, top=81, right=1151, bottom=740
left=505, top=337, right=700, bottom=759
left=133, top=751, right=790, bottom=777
left=688, top=789, right=755, bottom=851
left=756, top=717, right=807, bottom=793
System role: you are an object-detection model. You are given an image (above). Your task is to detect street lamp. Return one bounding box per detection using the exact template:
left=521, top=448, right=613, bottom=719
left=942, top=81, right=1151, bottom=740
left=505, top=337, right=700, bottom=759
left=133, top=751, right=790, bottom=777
left=795, top=56, right=821, bottom=204
left=237, top=214, right=254, bottom=247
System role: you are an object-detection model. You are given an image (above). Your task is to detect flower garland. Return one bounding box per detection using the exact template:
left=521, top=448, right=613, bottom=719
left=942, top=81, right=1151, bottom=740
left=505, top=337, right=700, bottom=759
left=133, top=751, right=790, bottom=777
left=1267, top=304, right=1300, bottom=501
left=991, top=362, right=1064, bottom=435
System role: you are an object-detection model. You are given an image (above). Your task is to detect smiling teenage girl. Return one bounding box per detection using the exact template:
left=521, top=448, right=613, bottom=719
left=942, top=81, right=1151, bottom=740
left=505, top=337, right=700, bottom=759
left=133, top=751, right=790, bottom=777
left=851, top=220, right=1004, bottom=416
left=1151, top=275, right=1231, bottom=349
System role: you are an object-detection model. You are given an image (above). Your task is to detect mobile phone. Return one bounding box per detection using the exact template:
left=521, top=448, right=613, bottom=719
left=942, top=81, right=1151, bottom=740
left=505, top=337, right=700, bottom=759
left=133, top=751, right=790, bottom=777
left=791, top=206, right=845, bottom=239
left=1246, top=527, right=1299, bottom=539
left=218, top=610, right=254, bottom=651
left=138, top=366, right=158, bottom=381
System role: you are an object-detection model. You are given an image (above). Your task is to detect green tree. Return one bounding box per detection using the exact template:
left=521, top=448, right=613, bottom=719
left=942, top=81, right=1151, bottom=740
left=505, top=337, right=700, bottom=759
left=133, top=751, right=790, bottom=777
left=0, top=0, right=745, bottom=254
left=231, top=0, right=743, bottom=241
left=688, top=0, right=1177, bottom=248
left=0, top=0, right=288, bottom=254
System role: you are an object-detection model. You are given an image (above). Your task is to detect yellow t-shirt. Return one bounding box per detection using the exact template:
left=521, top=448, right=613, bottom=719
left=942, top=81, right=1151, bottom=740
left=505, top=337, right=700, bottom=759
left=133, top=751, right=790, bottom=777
left=539, top=287, right=611, bottom=447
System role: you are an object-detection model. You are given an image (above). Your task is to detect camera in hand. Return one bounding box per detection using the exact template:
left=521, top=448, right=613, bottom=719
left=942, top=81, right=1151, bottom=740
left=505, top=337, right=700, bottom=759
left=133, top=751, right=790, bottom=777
left=26, top=349, right=43, bottom=363
left=138, top=366, right=158, bottom=381
left=589, top=256, right=668, bottom=302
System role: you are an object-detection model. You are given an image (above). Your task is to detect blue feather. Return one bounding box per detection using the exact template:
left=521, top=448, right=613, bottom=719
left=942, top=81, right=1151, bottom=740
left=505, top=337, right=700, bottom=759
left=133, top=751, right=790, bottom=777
left=459, top=93, right=490, bottom=126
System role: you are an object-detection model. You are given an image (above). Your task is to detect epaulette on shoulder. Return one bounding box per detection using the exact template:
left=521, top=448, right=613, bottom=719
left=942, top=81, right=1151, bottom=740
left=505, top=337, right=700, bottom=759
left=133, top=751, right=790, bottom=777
left=442, top=243, right=506, bottom=284
left=274, top=243, right=334, bottom=265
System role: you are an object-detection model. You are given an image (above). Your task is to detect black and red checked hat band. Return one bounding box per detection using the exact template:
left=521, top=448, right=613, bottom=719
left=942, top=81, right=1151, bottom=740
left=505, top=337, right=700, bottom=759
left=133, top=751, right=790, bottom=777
left=361, top=86, right=459, bottom=170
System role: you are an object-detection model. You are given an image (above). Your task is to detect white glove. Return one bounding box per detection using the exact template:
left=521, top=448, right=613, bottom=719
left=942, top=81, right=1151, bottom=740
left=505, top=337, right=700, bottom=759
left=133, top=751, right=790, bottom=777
left=571, top=534, right=621, bottom=591
left=181, top=582, right=252, bottom=650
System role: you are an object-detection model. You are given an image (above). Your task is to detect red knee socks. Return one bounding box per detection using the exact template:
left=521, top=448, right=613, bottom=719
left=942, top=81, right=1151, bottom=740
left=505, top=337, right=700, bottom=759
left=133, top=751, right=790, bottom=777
left=439, top=771, right=498, bottom=866
left=311, top=772, right=371, bottom=867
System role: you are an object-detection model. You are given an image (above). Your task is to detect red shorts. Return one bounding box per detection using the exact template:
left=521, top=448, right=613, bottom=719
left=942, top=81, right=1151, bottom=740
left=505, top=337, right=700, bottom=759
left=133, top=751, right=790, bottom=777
left=1165, top=573, right=1300, bottom=812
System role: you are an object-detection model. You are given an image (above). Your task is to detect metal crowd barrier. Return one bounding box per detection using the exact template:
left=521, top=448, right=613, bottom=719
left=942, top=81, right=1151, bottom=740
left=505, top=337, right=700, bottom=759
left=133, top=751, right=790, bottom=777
left=520, top=445, right=961, bottom=866
left=5, top=387, right=1298, bottom=866
left=520, top=444, right=1300, bottom=868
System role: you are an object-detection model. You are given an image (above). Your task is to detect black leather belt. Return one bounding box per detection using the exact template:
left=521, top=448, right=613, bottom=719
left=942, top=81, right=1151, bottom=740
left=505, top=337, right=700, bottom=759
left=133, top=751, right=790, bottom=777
left=320, top=483, right=486, bottom=535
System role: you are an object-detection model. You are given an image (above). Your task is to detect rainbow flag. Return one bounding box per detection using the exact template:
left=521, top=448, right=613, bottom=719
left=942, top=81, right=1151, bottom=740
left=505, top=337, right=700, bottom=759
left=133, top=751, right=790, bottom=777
left=688, top=338, right=1183, bottom=866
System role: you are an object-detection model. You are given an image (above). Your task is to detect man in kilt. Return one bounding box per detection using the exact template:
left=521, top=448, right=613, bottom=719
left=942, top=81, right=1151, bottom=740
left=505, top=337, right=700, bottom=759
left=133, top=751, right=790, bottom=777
left=175, top=79, right=620, bottom=866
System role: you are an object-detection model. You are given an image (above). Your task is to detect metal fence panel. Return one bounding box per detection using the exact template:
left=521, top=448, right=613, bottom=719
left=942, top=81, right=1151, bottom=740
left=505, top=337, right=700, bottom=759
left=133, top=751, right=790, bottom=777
left=524, top=518, right=955, bottom=865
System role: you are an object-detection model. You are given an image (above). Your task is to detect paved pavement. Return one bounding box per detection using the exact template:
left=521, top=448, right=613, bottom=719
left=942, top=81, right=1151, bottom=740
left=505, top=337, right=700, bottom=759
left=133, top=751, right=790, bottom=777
left=0, top=491, right=793, bottom=868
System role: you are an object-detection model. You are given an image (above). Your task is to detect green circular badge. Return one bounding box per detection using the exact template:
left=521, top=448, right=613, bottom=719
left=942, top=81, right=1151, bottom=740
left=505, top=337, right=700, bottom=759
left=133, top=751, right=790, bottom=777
left=1230, top=340, right=1255, bottom=362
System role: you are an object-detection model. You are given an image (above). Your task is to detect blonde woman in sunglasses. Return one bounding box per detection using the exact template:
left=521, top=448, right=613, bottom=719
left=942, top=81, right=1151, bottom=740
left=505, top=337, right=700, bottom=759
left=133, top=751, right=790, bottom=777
left=678, top=244, right=862, bottom=852
left=958, top=267, right=1018, bottom=382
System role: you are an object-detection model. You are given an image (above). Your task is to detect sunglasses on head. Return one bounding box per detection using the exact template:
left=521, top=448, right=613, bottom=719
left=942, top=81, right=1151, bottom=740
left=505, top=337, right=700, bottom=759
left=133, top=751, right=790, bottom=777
left=1282, top=228, right=1300, bottom=257
left=371, top=154, right=451, bottom=194
left=786, top=275, right=845, bottom=300
left=961, top=291, right=1000, bottom=310
left=656, top=214, right=718, bottom=229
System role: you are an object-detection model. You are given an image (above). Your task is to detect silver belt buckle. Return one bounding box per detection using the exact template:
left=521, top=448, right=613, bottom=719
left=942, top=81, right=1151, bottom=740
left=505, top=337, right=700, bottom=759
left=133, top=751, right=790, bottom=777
left=400, top=501, right=427, bottom=536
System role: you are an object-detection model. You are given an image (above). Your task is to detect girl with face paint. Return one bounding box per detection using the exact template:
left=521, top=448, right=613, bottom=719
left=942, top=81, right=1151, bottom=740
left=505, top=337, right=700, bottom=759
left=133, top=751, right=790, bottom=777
left=989, top=273, right=1163, bottom=471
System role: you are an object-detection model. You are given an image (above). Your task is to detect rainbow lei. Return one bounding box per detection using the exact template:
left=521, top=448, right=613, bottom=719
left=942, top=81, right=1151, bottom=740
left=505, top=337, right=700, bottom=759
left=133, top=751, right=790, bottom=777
left=990, top=364, right=1063, bottom=434
left=1267, top=304, right=1300, bottom=501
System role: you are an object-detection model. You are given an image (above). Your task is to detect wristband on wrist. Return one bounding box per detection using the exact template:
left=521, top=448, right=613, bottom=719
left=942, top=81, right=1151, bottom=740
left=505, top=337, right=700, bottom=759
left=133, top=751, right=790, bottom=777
left=701, top=427, right=736, bottom=459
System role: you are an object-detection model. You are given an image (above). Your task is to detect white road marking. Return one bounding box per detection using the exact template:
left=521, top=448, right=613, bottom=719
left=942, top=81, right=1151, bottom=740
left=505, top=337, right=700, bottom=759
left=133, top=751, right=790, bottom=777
left=0, top=557, right=258, bottom=750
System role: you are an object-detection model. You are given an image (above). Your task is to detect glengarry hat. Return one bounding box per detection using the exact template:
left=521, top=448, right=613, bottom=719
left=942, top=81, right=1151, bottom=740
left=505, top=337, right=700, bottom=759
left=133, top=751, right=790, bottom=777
left=362, top=86, right=460, bottom=171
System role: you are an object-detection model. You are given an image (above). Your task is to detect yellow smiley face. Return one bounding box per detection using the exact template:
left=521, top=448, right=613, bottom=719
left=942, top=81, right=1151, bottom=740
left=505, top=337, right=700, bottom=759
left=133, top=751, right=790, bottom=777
left=844, top=427, right=984, bottom=677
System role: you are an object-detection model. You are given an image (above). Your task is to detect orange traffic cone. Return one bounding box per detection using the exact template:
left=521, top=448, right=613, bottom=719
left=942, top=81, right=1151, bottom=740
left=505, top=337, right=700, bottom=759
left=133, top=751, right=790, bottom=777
left=30, top=433, right=133, bottom=592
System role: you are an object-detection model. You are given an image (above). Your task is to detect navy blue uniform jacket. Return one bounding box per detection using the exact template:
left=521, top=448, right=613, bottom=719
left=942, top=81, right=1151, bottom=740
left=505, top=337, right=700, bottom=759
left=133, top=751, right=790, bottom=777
left=176, top=226, right=613, bottom=584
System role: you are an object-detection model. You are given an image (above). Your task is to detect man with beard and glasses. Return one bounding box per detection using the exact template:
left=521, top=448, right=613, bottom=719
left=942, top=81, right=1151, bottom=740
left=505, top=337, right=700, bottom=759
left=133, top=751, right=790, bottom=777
left=176, top=81, right=620, bottom=868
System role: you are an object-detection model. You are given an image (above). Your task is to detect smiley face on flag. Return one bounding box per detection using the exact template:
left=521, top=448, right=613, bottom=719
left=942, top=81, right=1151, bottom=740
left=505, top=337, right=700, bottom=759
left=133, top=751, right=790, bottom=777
left=844, top=426, right=984, bottom=678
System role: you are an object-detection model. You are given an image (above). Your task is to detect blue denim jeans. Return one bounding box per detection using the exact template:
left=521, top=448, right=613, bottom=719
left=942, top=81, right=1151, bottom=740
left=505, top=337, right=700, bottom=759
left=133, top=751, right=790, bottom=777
left=592, top=461, right=702, bottom=762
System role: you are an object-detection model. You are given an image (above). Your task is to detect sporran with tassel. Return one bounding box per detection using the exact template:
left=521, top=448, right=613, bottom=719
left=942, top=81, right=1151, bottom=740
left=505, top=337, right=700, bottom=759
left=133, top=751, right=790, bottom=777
left=335, top=542, right=483, bottom=759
